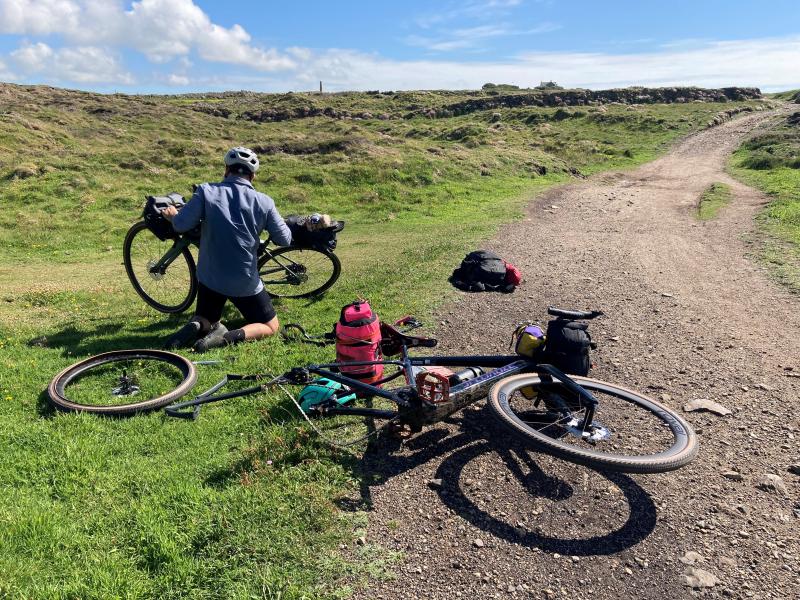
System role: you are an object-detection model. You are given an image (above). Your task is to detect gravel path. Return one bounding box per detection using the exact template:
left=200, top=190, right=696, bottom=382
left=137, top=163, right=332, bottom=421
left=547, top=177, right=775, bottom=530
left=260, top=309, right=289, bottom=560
left=351, top=109, right=799, bottom=600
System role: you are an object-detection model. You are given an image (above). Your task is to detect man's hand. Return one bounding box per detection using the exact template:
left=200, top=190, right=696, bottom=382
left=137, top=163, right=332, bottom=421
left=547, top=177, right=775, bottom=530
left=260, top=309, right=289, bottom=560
left=161, top=205, right=178, bottom=221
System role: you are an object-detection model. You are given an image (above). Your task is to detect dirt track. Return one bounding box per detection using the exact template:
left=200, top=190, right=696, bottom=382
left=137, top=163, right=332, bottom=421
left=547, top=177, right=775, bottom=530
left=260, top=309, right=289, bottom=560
left=352, top=108, right=800, bottom=600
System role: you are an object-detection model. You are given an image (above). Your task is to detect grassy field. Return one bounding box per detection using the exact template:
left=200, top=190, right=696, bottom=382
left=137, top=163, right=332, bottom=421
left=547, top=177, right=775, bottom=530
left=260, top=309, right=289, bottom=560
left=767, top=89, right=800, bottom=102
left=728, top=109, right=800, bottom=291
left=696, top=182, right=732, bottom=220
left=0, top=83, right=767, bottom=598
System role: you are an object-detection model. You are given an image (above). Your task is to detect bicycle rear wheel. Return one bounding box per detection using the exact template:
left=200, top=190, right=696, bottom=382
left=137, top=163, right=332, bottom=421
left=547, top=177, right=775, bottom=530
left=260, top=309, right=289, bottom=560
left=48, top=350, right=197, bottom=416
left=488, top=374, right=697, bottom=473
left=258, top=246, right=341, bottom=299
left=123, top=221, right=197, bottom=313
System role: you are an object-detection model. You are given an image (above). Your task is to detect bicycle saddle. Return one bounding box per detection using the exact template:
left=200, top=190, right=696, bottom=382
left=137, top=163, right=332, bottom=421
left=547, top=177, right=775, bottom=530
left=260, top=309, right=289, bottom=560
left=547, top=307, right=603, bottom=320
left=380, top=322, right=438, bottom=356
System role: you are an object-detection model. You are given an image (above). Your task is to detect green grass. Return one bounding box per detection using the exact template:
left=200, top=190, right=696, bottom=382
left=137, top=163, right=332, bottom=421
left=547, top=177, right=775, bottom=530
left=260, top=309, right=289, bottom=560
left=0, top=82, right=771, bottom=598
left=729, top=111, right=800, bottom=291
left=768, top=89, right=800, bottom=102
left=697, top=182, right=732, bottom=220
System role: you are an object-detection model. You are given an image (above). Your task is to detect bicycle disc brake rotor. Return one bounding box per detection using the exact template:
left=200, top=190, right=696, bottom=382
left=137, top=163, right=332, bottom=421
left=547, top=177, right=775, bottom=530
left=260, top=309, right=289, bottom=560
left=563, top=417, right=610, bottom=444
left=147, top=260, right=165, bottom=281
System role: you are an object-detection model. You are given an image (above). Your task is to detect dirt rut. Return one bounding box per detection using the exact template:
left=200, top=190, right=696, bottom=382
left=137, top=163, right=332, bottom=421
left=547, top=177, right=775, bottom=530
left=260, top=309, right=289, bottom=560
left=353, top=110, right=799, bottom=600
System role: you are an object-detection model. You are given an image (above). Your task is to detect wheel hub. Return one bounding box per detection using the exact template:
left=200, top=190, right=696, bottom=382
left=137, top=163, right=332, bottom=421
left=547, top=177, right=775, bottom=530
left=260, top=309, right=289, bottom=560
left=286, top=264, right=308, bottom=284
left=147, top=260, right=165, bottom=281
left=564, top=416, right=610, bottom=443
left=112, top=369, right=140, bottom=397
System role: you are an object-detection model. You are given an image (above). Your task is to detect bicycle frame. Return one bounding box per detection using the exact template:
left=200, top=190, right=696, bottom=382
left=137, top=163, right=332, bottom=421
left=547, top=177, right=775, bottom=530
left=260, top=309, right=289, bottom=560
left=148, top=235, right=193, bottom=275
left=147, top=233, right=315, bottom=288
left=301, top=350, right=599, bottom=433
left=166, top=340, right=599, bottom=432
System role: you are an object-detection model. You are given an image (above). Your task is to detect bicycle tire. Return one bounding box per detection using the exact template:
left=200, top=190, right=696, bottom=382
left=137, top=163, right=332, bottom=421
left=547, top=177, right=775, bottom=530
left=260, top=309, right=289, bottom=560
left=488, top=374, right=698, bottom=473
left=48, top=350, right=197, bottom=416
left=258, top=245, right=341, bottom=299
left=123, top=221, right=197, bottom=313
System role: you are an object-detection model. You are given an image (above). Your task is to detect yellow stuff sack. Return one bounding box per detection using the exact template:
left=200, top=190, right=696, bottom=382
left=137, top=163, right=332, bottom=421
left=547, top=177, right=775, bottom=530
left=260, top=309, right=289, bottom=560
left=511, top=324, right=545, bottom=399
left=512, top=324, right=545, bottom=358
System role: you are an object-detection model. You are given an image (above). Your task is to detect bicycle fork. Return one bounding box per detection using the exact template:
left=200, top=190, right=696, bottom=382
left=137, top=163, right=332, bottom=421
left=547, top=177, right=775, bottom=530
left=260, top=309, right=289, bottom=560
left=535, top=364, right=599, bottom=434
left=149, top=238, right=191, bottom=275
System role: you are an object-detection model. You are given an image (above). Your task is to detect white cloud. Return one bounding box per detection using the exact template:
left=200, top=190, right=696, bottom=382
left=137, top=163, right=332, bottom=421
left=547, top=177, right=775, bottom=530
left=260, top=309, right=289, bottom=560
left=416, top=0, right=524, bottom=28
left=10, top=41, right=133, bottom=84
left=0, top=0, right=81, bottom=35
left=407, top=22, right=561, bottom=52
left=119, top=0, right=294, bottom=70
left=10, top=41, right=54, bottom=71
left=0, top=57, right=15, bottom=80
left=0, top=0, right=294, bottom=71
left=265, top=35, right=800, bottom=92
left=167, top=73, right=190, bottom=86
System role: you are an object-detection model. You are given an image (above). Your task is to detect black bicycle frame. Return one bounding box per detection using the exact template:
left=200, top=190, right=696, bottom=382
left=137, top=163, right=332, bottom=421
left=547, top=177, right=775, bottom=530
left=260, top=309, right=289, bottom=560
left=149, top=236, right=192, bottom=275
left=165, top=340, right=600, bottom=428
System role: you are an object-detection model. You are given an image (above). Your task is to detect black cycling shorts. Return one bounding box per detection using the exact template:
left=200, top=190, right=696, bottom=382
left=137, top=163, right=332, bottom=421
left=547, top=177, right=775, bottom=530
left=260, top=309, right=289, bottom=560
left=195, top=282, right=276, bottom=325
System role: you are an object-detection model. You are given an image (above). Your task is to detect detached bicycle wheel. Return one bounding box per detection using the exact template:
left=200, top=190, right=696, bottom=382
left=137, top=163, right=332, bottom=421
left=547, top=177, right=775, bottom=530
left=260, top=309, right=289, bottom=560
left=488, top=374, right=697, bottom=473
left=48, top=350, right=197, bottom=416
left=123, top=221, right=197, bottom=313
left=259, top=246, right=341, bottom=299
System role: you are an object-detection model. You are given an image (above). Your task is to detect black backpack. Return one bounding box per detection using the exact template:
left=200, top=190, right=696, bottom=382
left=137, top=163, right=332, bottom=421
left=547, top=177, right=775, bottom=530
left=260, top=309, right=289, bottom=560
left=542, top=319, right=593, bottom=376
left=450, top=250, right=514, bottom=293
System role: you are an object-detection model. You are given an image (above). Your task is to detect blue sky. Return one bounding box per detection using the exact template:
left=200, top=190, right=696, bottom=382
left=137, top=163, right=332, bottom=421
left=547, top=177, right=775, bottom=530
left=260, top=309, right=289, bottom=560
left=1, top=0, right=799, bottom=93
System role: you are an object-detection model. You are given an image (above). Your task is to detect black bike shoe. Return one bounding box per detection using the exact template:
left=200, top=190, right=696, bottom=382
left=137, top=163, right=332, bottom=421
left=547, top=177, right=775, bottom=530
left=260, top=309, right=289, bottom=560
left=193, top=323, right=229, bottom=353
left=163, top=320, right=203, bottom=350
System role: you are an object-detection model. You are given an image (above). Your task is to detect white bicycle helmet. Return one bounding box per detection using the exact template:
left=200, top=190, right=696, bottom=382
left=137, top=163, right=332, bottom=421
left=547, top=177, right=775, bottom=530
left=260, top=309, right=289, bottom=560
left=224, top=146, right=259, bottom=173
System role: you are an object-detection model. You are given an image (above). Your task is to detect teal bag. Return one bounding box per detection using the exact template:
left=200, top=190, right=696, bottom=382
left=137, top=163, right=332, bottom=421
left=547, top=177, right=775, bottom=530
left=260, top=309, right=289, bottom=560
left=299, top=378, right=357, bottom=413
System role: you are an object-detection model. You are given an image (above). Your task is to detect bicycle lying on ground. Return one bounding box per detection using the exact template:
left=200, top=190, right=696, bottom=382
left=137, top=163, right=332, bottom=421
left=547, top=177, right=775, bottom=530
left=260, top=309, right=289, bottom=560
left=123, top=194, right=344, bottom=313
left=47, top=308, right=698, bottom=474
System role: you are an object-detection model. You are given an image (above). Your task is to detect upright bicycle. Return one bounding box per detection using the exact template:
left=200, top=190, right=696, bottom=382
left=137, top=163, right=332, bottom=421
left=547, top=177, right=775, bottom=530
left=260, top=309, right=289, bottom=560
left=123, top=194, right=343, bottom=313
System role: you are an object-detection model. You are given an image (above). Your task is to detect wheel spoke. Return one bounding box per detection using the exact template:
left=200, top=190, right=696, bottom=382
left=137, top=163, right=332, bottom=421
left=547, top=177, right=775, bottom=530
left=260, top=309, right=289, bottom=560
left=259, top=247, right=339, bottom=298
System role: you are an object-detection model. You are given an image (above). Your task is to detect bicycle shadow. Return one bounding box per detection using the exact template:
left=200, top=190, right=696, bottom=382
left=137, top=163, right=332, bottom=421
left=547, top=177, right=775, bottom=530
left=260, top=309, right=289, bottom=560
left=32, top=302, right=263, bottom=357
left=352, top=406, right=658, bottom=556
left=27, top=314, right=190, bottom=357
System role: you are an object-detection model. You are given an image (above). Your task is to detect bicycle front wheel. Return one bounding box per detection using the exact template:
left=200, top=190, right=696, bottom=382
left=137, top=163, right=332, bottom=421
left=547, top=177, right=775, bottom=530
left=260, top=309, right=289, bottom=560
left=259, top=246, right=341, bottom=299
left=123, top=221, right=197, bottom=313
left=488, top=374, right=697, bottom=473
left=48, top=350, right=197, bottom=416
